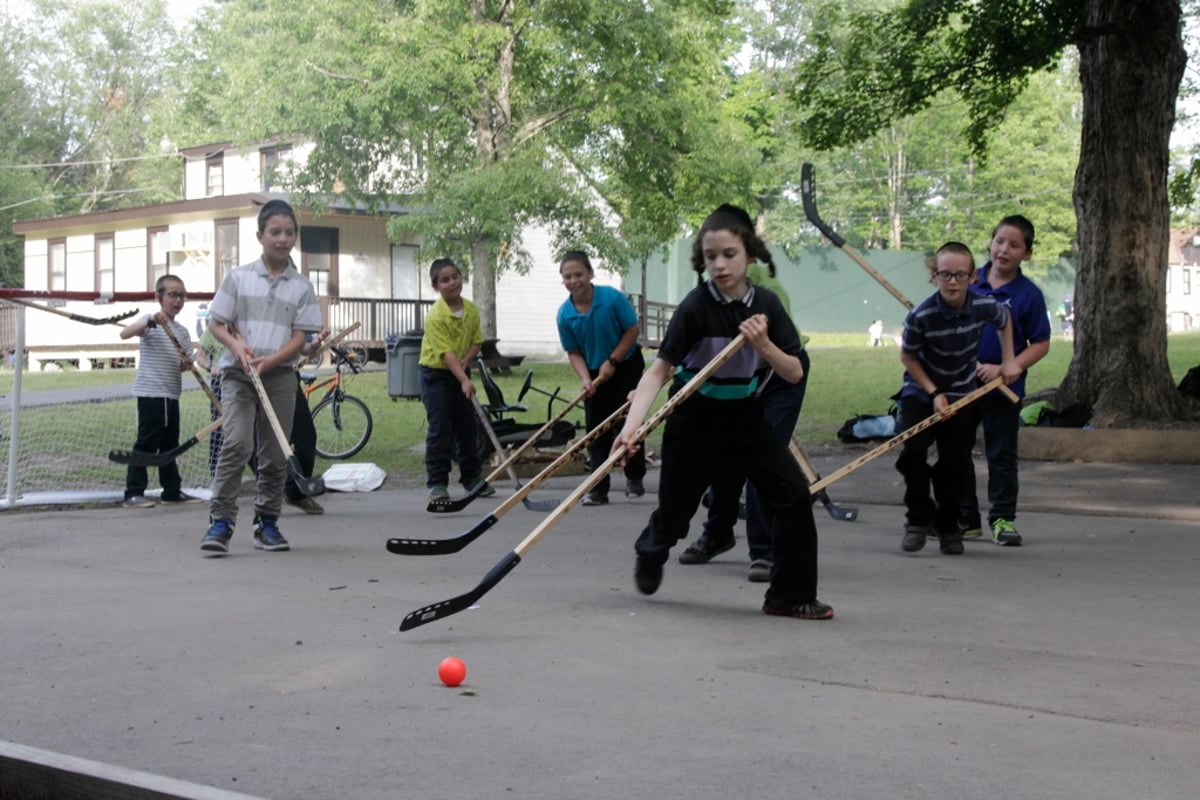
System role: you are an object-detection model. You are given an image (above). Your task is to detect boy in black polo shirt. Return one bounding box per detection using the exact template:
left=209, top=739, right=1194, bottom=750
left=896, top=242, right=1019, bottom=555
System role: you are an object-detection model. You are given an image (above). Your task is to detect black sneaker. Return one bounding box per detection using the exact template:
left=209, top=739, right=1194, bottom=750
left=625, top=479, right=645, bottom=498
left=581, top=491, right=609, bottom=506
left=762, top=596, right=834, bottom=620
left=901, top=524, right=930, bottom=552
left=634, top=556, right=663, bottom=595
left=253, top=516, right=290, bottom=552
left=938, top=531, right=964, bottom=555
left=678, top=534, right=736, bottom=564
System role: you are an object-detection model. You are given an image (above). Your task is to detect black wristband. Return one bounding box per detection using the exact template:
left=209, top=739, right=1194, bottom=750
left=607, top=356, right=620, bottom=368
left=928, top=388, right=943, bottom=399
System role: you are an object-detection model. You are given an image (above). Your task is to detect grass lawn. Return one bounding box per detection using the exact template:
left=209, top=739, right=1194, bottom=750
left=6, top=330, right=1200, bottom=488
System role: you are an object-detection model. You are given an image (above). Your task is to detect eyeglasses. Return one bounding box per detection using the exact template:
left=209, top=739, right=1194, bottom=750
left=934, top=271, right=971, bottom=283
left=163, top=291, right=187, bottom=300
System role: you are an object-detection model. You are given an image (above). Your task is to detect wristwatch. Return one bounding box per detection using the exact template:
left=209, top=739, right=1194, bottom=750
left=607, top=356, right=620, bottom=368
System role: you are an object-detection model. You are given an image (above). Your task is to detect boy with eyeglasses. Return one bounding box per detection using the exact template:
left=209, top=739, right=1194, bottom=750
left=119, top=274, right=201, bottom=508
left=895, top=242, right=1019, bottom=555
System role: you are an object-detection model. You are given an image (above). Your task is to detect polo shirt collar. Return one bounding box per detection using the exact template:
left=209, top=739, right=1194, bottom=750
left=706, top=279, right=756, bottom=307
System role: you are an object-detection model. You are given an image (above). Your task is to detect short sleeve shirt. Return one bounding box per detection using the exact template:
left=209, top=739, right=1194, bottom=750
left=659, top=281, right=801, bottom=401
left=419, top=297, right=484, bottom=369
left=971, top=262, right=1051, bottom=398
left=132, top=316, right=191, bottom=399
left=900, top=290, right=1009, bottom=401
left=556, top=285, right=640, bottom=371
left=207, top=257, right=322, bottom=370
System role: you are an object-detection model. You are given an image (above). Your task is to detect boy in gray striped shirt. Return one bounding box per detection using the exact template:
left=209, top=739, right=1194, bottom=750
left=121, top=275, right=200, bottom=508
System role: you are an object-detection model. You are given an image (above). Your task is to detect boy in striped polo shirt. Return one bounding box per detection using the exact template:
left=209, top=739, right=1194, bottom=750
left=201, top=200, right=323, bottom=555
left=120, top=274, right=199, bottom=508
left=896, top=241, right=1019, bottom=555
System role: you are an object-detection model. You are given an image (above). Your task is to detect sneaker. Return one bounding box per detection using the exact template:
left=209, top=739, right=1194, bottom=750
left=958, top=519, right=983, bottom=539
left=253, top=516, right=290, bottom=552
left=286, top=495, right=325, bottom=515
left=161, top=492, right=203, bottom=505
left=938, top=531, right=964, bottom=555
left=428, top=485, right=450, bottom=502
left=748, top=559, right=773, bottom=583
left=901, top=524, right=930, bottom=552
left=201, top=518, right=233, bottom=554
left=678, top=533, right=736, bottom=564
left=634, top=556, right=663, bottom=595
left=581, top=491, right=609, bottom=506
left=991, top=518, right=1022, bottom=547
left=122, top=495, right=155, bottom=509
left=465, top=476, right=496, bottom=498
left=625, top=479, right=645, bottom=498
left=762, top=596, right=835, bottom=620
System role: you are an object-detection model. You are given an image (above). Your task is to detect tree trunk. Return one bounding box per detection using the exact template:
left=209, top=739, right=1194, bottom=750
left=470, top=238, right=497, bottom=339
left=1060, top=0, right=1187, bottom=425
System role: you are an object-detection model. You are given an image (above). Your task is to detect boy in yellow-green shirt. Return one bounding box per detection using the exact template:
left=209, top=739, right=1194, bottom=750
left=418, top=258, right=488, bottom=501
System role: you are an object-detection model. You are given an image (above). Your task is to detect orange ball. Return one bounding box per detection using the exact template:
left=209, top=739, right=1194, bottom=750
left=438, top=656, right=467, bottom=687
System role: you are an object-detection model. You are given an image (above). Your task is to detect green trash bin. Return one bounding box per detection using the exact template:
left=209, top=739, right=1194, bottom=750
left=387, top=330, right=423, bottom=398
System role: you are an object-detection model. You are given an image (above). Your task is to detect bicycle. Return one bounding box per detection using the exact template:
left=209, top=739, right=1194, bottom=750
left=301, top=346, right=374, bottom=459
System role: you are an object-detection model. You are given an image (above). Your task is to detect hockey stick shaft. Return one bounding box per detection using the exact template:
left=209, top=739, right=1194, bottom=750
left=302, top=321, right=362, bottom=367
left=244, top=356, right=324, bottom=497
left=1, top=295, right=140, bottom=326
left=481, top=386, right=589, bottom=486
left=391, top=400, right=631, bottom=554
left=399, top=334, right=747, bottom=631
left=156, top=317, right=222, bottom=416
left=809, top=378, right=1018, bottom=495
left=801, top=163, right=914, bottom=310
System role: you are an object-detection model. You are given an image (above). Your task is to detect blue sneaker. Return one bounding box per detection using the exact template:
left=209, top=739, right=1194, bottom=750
left=201, top=518, right=234, bottom=554
left=253, top=516, right=290, bottom=552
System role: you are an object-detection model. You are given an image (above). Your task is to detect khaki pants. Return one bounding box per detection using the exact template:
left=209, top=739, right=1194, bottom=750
left=208, top=366, right=297, bottom=525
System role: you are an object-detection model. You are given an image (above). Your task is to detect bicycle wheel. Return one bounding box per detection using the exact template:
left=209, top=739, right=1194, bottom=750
left=344, top=341, right=370, bottom=367
left=312, top=394, right=373, bottom=459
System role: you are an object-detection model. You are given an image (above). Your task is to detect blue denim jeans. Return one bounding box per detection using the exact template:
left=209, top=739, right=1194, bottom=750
left=702, top=351, right=810, bottom=562
left=419, top=365, right=482, bottom=488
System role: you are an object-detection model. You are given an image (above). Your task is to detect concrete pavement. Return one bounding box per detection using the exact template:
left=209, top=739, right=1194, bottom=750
left=1, top=450, right=1198, bottom=799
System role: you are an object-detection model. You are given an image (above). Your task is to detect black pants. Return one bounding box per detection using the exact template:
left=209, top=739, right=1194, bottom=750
left=634, top=394, right=820, bottom=603
left=585, top=350, right=646, bottom=495
left=125, top=396, right=182, bottom=500
left=895, top=396, right=979, bottom=536
left=285, top=380, right=319, bottom=500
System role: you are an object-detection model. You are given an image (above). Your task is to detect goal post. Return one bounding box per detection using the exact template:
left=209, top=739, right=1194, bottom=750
left=1, top=289, right=217, bottom=509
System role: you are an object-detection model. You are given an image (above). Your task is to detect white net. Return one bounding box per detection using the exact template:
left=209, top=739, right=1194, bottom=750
left=2, top=292, right=217, bottom=508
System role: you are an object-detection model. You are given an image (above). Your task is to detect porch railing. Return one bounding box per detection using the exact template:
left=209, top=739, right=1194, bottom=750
left=326, top=298, right=434, bottom=344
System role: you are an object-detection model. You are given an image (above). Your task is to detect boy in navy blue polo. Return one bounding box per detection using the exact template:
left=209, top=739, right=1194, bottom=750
left=896, top=242, right=1019, bottom=555
left=959, top=215, right=1051, bottom=546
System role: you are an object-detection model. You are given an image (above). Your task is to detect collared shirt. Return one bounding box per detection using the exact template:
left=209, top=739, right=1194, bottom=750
left=132, top=316, right=191, bottom=399
left=970, top=261, right=1051, bottom=398
left=556, top=284, right=640, bottom=371
left=900, top=290, right=1009, bottom=401
left=208, top=257, right=322, bottom=370
left=419, top=296, right=484, bottom=369
left=658, top=280, right=801, bottom=401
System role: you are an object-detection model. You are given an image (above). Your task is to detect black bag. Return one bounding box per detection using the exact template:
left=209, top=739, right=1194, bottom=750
left=837, top=413, right=896, bottom=442
left=1038, top=402, right=1093, bottom=428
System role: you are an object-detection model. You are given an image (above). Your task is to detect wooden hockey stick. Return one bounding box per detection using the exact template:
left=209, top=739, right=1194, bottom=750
left=789, top=439, right=858, bottom=521
left=389, top=400, right=631, bottom=555
left=0, top=295, right=139, bottom=325
left=301, top=321, right=362, bottom=368
left=156, top=316, right=222, bottom=416
left=470, top=393, right=560, bottom=513
left=108, top=417, right=224, bottom=467
left=809, top=378, right=1018, bottom=495
left=801, top=163, right=915, bottom=310
left=399, top=334, right=747, bottom=631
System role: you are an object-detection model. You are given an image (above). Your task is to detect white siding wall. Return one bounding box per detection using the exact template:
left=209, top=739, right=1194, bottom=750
left=1166, top=262, right=1200, bottom=330
left=490, top=222, right=624, bottom=357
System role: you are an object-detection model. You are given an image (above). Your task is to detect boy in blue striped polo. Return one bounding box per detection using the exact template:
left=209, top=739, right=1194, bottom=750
left=120, top=274, right=199, bottom=509
left=896, top=242, right=1019, bottom=555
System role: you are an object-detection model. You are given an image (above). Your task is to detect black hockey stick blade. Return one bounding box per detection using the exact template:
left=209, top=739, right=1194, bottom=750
left=816, top=489, right=858, bottom=521
left=426, top=478, right=491, bottom=513
left=388, top=515, right=501, bottom=556
left=108, top=436, right=200, bottom=467
left=287, top=457, right=324, bottom=496
left=399, top=550, right=522, bottom=630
